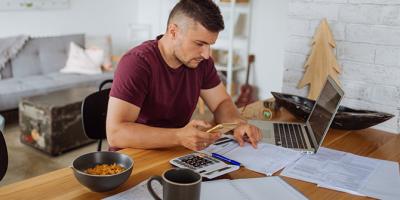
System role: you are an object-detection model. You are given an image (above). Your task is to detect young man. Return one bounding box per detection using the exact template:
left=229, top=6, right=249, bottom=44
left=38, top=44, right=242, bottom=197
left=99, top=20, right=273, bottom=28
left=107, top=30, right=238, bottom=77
left=106, top=0, right=261, bottom=151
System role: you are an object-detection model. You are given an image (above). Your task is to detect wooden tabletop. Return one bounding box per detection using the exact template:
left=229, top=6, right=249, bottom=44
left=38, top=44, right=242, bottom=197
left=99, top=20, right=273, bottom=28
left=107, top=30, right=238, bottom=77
left=0, top=101, right=399, bottom=200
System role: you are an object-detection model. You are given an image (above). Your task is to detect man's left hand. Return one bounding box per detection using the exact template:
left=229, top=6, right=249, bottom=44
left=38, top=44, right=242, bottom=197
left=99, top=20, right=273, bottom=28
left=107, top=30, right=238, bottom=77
left=233, top=123, right=262, bottom=148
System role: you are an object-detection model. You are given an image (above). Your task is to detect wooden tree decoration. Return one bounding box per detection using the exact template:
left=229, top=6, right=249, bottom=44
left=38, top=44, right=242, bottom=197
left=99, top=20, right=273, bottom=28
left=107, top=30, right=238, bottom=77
left=298, top=18, right=341, bottom=100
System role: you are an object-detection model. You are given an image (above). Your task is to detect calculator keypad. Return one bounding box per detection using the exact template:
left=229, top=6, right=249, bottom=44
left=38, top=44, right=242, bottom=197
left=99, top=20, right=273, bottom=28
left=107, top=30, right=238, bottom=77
left=170, top=152, right=240, bottom=179
left=175, top=154, right=220, bottom=169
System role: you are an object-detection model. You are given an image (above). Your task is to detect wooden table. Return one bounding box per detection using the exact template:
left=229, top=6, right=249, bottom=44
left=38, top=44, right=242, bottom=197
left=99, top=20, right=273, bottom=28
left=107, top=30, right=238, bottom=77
left=1, top=101, right=399, bottom=199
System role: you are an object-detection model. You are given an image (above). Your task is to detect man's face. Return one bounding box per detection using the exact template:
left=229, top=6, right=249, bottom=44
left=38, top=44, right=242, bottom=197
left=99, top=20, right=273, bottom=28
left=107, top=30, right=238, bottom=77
left=173, top=22, right=219, bottom=68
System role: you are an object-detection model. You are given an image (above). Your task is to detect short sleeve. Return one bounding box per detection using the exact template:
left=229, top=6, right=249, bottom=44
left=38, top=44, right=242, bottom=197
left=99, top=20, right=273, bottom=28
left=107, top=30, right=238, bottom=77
left=201, top=58, right=221, bottom=89
left=110, top=52, right=151, bottom=108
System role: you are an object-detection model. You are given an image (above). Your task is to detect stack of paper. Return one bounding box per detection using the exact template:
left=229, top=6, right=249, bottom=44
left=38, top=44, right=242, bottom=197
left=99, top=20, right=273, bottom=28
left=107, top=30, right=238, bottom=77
left=201, top=138, right=303, bottom=176
left=281, top=147, right=400, bottom=199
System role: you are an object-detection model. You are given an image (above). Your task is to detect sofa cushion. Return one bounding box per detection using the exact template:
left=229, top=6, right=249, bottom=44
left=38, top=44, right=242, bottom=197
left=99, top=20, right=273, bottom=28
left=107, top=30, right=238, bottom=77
left=60, top=42, right=103, bottom=75
left=0, top=78, right=39, bottom=111
left=11, top=34, right=84, bottom=78
left=45, top=72, right=113, bottom=86
left=0, top=61, right=12, bottom=80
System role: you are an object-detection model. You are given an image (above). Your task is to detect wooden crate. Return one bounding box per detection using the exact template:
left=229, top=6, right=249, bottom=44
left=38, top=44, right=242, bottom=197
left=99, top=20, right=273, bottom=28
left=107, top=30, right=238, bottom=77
left=19, top=87, right=96, bottom=156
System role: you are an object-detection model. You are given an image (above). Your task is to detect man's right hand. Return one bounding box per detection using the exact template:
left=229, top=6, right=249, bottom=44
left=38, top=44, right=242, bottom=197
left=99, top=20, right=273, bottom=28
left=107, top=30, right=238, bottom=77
left=176, top=120, right=221, bottom=151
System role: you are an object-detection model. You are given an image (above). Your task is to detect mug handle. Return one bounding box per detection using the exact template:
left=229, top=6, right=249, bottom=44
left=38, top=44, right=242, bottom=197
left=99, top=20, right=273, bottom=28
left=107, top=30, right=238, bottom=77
left=147, top=175, right=163, bottom=200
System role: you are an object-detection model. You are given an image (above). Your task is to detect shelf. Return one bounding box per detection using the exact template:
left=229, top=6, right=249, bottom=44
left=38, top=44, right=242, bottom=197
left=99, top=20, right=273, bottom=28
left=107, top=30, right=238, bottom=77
left=212, top=36, right=249, bottom=51
left=215, top=64, right=246, bottom=72
left=213, top=0, right=252, bottom=95
left=217, top=2, right=250, bottom=14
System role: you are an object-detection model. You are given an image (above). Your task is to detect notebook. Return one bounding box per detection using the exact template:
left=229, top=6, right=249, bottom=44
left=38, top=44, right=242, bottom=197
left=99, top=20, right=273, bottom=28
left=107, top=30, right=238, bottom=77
left=103, top=176, right=307, bottom=200
left=249, top=75, right=344, bottom=153
left=201, top=176, right=307, bottom=200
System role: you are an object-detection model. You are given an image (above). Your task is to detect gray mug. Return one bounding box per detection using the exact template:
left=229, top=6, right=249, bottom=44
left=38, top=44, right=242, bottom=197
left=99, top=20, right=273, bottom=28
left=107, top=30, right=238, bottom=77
left=147, top=168, right=201, bottom=200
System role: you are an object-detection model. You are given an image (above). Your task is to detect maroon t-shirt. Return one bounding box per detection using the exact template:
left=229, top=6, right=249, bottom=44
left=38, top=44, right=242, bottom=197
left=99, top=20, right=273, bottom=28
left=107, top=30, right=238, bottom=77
left=110, top=36, right=221, bottom=128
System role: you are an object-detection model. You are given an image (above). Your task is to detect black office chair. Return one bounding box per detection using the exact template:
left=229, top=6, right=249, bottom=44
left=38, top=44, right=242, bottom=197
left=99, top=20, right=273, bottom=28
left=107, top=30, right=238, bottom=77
left=81, top=79, right=113, bottom=151
left=0, top=130, right=8, bottom=181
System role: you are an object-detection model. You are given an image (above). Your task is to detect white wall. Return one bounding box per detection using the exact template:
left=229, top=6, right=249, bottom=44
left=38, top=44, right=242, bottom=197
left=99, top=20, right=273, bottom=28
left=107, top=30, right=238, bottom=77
left=135, top=0, right=288, bottom=100
left=136, top=0, right=178, bottom=39
left=0, top=0, right=138, bottom=55
left=0, top=0, right=288, bottom=99
left=249, top=0, right=288, bottom=99
left=283, top=0, right=400, bottom=133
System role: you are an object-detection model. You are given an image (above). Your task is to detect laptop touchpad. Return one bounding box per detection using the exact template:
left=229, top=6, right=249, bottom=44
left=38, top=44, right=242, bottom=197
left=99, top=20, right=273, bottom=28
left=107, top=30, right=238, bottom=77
left=248, top=120, right=275, bottom=144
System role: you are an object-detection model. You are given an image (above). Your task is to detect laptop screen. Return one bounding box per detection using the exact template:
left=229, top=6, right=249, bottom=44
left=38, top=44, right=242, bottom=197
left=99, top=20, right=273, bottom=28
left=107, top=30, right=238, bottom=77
left=307, top=77, right=344, bottom=147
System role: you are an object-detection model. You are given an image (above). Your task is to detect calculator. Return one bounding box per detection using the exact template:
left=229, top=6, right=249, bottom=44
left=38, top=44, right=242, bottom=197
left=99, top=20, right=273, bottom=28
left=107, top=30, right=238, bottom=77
left=169, top=152, right=240, bottom=179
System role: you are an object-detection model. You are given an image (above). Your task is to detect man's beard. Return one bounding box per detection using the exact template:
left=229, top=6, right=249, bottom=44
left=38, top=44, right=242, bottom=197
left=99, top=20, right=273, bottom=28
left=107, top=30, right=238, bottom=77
left=177, top=53, right=203, bottom=68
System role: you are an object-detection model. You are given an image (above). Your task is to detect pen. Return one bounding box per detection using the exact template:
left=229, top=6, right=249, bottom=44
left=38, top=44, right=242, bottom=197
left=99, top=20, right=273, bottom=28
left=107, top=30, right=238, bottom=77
left=206, top=124, right=223, bottom=133
left=214, top=138, right=235, bottom=145
left=211, top=153, right=241, bottom=166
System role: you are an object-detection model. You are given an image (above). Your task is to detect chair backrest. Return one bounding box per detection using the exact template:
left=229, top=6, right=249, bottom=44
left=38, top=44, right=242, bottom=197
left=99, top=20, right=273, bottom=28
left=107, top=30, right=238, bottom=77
left=0, top=130, right=8, bottom=181
left=81, top=80, right=112, bottom=151
left=0, top=115, right=4, bottom=132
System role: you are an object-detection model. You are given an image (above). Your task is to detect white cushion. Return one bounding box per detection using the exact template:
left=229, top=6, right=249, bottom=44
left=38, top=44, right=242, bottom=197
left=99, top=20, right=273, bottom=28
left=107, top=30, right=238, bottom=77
left=85, top=35, right=113, bottom=71
left=60, top=42, right=103, bottom=75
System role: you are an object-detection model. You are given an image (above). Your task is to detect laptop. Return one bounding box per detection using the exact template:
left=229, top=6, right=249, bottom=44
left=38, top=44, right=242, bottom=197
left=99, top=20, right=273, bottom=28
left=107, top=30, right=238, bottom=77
left=249, top=76, right=344, bottom=154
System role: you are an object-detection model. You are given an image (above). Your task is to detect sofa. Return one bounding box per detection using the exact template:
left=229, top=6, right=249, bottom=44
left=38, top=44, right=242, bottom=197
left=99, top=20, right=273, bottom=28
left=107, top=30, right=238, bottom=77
left=0, top=34, right=114, bottom=111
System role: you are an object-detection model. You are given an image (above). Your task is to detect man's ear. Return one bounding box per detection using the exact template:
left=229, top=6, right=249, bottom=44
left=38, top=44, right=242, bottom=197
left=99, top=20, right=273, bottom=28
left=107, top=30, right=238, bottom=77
left=168, top=23, right=178, bottom=39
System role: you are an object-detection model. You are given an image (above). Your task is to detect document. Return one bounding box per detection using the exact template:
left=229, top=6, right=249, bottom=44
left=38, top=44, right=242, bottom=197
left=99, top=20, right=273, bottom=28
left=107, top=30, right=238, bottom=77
left=281, top=148, right=348, bottom=184
left=104, top=177, right=307, bottom=200
left=201, top=176, right=307, bottom=200
left=201, top=137, right=303, bottom=176
left=318, top=153, right=380, bottom=194
left=281, top=147, right=400, bottom=199
left=225, top=143, right=303, bottom=176
left=201, top=136, right=240, bottom=155
left=359, top=159, right=400, bottom=200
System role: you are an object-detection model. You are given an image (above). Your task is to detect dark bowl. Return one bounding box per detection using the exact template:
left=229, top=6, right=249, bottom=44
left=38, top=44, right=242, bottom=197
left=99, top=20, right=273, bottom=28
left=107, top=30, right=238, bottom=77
left=271, top=92, right=394, bottom=130
left=72, top=151, right=133, bottom=192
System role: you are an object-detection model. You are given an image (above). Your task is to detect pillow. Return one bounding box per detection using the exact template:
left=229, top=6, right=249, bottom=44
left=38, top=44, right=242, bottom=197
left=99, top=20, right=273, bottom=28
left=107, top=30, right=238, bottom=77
left=60, top=42, right=103, bottom=75
left=85, top=35, right=113, bottom=71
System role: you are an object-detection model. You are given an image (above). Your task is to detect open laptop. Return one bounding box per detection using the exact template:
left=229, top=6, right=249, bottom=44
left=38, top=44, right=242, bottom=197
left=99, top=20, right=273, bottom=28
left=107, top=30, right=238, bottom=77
left=249, top=76, right=344, bottom=154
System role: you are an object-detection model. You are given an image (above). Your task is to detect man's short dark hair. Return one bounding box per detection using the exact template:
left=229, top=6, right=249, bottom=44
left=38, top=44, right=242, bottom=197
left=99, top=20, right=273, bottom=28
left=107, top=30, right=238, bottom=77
left=168, top=0, right=224, bottom=32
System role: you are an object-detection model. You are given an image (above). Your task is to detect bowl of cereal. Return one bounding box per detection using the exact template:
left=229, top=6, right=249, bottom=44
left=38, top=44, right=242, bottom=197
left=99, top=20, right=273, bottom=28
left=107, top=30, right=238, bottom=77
left=72, top=151, right=133, bottom=192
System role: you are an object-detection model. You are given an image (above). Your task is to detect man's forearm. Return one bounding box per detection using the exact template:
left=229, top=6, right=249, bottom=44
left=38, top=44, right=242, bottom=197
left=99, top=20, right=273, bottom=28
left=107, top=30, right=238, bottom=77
left=107, top=122, right=180, bottom=149
left=213, top=98, right=246, bottom=124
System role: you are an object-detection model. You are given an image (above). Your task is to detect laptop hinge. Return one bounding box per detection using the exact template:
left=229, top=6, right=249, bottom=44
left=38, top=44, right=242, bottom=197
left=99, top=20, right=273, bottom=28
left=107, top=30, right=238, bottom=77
left=304, top=123, right=318, bottom=152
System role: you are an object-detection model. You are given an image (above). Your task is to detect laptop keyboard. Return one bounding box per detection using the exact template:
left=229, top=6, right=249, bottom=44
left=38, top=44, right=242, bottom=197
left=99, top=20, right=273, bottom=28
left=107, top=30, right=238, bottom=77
left=273, top=123, right=307, bottom=149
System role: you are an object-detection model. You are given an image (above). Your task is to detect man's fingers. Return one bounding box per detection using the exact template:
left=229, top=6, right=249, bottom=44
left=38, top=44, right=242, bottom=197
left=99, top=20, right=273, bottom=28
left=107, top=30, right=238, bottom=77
left=190, top=120, right=212, bottom=129
left=248, top=132, right=258, bottom=149
left=250, top=126, right=261, bottom=143
left=196, top=131, right=220, bottom=144
left=234, top=125, right=262, bottom=148
left=256, top=127, right=263, bottom=142
left=234, top=130, right=245, bottom=147
left=210, top=132, right=221, bottom=141
left=249, top=125, right=263, bottom=148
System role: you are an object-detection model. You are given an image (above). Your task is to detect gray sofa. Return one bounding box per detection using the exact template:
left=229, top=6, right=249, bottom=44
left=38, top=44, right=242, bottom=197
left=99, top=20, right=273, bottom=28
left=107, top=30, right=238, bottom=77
left=0, top=34, right=113, bottom=111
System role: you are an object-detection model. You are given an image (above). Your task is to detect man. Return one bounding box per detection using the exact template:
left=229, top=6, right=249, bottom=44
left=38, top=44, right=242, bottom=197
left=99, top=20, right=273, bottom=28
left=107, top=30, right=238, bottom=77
left=106, top=0, right=261, bottom=151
